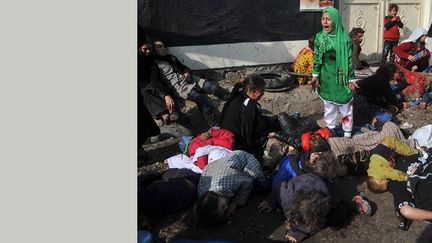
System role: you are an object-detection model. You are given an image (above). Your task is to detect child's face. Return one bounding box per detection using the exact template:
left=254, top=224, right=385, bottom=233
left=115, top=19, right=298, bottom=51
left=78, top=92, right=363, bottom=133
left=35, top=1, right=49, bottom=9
left=321, top=13, right=333, bottom=34
left=419, top=35, right=427, bottom=43
left=390, top=8, right=398, bottom=17
left=139, top=44, right=152, bottom=57
left=353, top=32, right=364, bottom=44
left=153, top=41, right=168, bottom=56
left=247, top=88, right=265, bottom=101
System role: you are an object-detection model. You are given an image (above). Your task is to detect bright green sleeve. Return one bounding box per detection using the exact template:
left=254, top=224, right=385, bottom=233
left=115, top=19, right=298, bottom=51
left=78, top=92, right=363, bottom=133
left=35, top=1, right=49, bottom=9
left=313, top=33, right=322, bottom=76
left=347, top=41, right=355, bottom=81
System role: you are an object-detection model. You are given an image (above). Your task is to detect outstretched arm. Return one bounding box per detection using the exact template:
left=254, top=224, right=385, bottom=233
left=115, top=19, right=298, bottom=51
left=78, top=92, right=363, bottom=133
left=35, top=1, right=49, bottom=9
left=400, top=205, right=432, bottom=221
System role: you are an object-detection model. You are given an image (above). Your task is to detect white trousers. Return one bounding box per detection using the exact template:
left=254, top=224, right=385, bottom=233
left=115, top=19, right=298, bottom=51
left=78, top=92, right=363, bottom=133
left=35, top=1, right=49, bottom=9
left=324, top=100, right=353, bottom=137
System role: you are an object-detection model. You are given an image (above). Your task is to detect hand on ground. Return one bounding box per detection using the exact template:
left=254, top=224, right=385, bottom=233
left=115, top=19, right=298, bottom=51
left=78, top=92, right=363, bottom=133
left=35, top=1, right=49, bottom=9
left=225, top=202, right=237, bottom=217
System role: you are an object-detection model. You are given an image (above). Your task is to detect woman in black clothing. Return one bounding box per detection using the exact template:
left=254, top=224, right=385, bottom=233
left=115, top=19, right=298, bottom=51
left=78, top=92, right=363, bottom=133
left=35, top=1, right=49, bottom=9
left=220, top=75, right=279, bottom=157
left=349, top=63, right=402, bottom=126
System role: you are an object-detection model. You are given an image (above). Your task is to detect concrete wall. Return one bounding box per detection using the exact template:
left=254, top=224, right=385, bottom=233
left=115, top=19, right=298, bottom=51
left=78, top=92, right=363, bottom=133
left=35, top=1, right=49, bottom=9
left=168, top=40, right=307, bottom=70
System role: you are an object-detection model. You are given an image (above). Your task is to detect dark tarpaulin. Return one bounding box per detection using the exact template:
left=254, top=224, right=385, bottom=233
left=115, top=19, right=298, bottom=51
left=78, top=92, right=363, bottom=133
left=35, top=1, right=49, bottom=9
left=138, top=0, right=339, bottom=47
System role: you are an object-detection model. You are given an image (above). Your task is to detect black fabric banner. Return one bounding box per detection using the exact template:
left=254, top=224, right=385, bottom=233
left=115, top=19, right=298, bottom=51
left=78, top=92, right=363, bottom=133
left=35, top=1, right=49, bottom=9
left=138, top=0, right=339, bottom=47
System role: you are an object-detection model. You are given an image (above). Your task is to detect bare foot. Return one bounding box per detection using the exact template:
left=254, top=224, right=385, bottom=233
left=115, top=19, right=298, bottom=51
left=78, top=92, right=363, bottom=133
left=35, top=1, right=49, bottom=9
left=286, top=234, right=297, bottom=242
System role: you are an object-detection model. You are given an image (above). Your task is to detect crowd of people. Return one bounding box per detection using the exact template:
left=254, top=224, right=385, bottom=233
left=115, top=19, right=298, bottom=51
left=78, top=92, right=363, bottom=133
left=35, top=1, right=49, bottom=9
left=138, top=5, right=432, bottom=243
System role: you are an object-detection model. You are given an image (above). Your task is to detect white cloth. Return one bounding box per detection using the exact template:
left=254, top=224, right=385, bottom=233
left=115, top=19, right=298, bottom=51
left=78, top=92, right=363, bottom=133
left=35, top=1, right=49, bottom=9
left=410, top=124, right=432, bottom=148
left=193, top=145, right=231, bottom=164
left=401, top=28, right=428, bottom=43
left=324, top=100, right=353, bottom=137
left=166, top=154, right=202, bottom=173
left=167, top=145, right=232, bottom=174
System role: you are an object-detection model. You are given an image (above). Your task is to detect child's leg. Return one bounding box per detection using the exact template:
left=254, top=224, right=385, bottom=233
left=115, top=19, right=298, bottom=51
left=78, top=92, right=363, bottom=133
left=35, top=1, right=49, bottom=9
left=339, top=101, right=353, bottom=138
left=389, top=41, right=398, bottom=63
left=381, top=136, right=418, bottom=156
left=381, top=40, right=391, bottom=63
left=187, top=89, right=218, bottom=127
left=323, top=101, right=338, bottom=130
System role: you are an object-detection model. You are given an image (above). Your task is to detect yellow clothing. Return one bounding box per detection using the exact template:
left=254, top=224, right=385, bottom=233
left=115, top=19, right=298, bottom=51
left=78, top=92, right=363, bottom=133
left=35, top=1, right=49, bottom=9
left=367, top=154, right=408, bottom=181
left=292, top=47, right=314, bottom=85
left=367, top=136, right=418, bottom=181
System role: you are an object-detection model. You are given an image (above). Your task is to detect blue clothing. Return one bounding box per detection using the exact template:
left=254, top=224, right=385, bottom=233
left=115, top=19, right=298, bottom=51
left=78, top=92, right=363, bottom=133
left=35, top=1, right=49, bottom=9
left=272, top=155, right=303, bottom=187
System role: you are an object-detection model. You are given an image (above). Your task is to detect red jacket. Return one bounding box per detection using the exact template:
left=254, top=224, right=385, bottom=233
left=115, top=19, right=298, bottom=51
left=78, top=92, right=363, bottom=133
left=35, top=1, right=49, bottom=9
left=301, top=127, right=333, bottom=152
left=384, top=16, right=403, bottom=41
left=394, top=42, right=430, bottom=71
left=188, top=128, right=235, bottom=169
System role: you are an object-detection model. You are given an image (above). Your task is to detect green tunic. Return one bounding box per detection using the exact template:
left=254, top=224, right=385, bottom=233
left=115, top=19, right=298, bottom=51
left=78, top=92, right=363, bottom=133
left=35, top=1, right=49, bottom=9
left=313, top=7, right=355, bottom=105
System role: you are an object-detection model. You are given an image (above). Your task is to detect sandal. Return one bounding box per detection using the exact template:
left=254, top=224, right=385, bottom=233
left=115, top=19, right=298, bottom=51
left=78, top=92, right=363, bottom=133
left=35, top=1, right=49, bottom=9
left=285, top=228, right=308, bottom=243
left=353, top=195, right=371, bottom=216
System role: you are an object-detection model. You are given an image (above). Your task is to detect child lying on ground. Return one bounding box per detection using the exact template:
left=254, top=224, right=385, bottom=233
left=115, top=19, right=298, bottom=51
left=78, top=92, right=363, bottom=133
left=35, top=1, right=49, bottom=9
left=367, top=136, right=420, bottom=193
left=195, top=150, right=268, bottom=226
left=271, top=151, right=346, bottom=187
left=258, top=173, right=371, bottom=242
left=263, top=123, right=332, bottom=170
left=388, top=147, right=432, bottom=230
left=166, top=127, right=235, bottom=173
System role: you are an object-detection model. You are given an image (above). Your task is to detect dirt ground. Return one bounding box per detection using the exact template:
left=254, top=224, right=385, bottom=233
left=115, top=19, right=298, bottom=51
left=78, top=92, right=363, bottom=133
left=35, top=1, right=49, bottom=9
left=139, top=69, right=432, bottom=243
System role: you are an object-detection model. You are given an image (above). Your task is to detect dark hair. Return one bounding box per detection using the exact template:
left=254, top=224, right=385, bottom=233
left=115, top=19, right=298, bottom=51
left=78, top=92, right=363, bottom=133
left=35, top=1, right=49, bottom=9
left=137, top=25, right=149, bottom=48
left=231, top=74, right=266, bottom=95
left=310, top=135, right=331, bottom=153
left=388, top=3, right=398, bottom=12
left=307, top=151, right=347, bottom=179
left=349, top=28, right=365, bottom=38
left=308, top=36, right=315, bottom=50
left=152, top=38, right=167, bottom=47
left=376, top=62, right=397, bottom=80
left=287, top=189, right=330, bottom=233
left=195, top=191, right=224, bottom=227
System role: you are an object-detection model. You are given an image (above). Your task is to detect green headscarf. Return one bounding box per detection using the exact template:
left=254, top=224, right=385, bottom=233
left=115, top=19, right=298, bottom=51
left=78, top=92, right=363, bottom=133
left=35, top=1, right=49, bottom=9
left=320, top=7, right=352, bottom=85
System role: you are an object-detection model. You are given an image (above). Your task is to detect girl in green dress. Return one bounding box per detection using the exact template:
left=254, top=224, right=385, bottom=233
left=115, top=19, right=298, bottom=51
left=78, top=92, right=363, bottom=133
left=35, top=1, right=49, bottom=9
left=311, top=7, right=355, bottom=138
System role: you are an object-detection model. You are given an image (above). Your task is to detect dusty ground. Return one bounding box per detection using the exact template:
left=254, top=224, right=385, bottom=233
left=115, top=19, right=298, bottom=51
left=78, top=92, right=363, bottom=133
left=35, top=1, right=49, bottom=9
left=139, top=67, right=432, bottom=243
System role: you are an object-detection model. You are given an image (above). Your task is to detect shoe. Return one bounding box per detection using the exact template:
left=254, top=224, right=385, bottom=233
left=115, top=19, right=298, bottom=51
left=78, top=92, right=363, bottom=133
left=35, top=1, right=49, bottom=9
left=400, top=122, right=413, bottom=129
left=398, top=217, right=413, bottom=231
left=274, top=131, right=302, bottom=151
left=277, top=112, right=298, bottom=133
left=352, top=195, right=371, bottom=216
left=214, top=88, right=231, bottom=101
